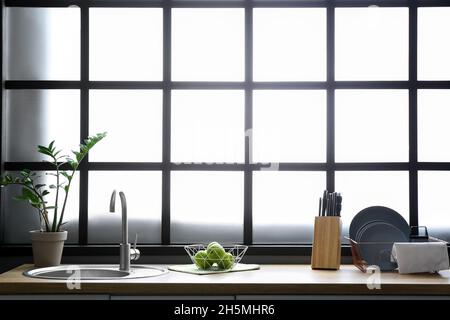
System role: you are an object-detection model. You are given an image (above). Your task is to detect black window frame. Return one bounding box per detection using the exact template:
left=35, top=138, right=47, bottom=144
left=2, top=0, right=450, bottom=257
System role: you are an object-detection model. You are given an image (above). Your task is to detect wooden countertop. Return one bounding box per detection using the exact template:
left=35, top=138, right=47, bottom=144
left=1, top=264, right=450, bottom=296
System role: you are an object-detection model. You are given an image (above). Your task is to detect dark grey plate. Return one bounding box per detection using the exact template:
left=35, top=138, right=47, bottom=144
left=349, top=206, right=410, bottom=241
left=355, top=220, right=383, bottom=243
left=359, top=222, right=409, bottom=271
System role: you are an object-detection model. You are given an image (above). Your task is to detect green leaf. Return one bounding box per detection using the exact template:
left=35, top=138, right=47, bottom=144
left=1, top=175, right=14, bottom=185
left=22, top=187, right=40, bottom=205
left=37, top=145, right=52, bottom=157
left=20, top=169, right=31, bottom=177
left=37, top=145, right=48, bottom=152
left=49, top=184, right=57, bottom=189
left=72, top=150, right=82, bottom=162
left=72, top=132, right=107, bottom=165
left=42, top=190, right=50, bottom=197
left=30, top=200, right=40, bottom=207
left=48, top=140, right=55, bottom=153
left=13, top=195, right=28, bottom=202
left=66, top=158, right=78, bottom=170
left=64, top=185, right=69, bottom=193
left=61, top=172, right=72, bottom=182
left=35, top=184, right=46, bottom=190
left=22, top=178, right=33, bottom=187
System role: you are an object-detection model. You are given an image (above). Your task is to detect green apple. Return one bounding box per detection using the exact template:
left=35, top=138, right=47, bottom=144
left=207, top=242, right=220, bottom=250
left=194, top=250, right=212, bottom=270
left=217, top=252, right=235, bottom=270
left=206, top=242, right=226, bottom=263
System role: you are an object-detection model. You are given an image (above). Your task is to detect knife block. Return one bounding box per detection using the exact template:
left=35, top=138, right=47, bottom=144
left=311, top=216, right=342, bottom=270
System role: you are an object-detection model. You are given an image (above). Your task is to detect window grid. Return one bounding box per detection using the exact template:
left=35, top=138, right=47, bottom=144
left=3, top=0, right=450, bottom=248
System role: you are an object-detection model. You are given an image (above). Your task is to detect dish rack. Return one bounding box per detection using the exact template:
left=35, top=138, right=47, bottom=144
left=346, top=236, right=446, bottom=273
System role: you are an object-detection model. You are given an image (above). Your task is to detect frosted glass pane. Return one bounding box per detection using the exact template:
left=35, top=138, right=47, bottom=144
left=419, top=171, right=450, bottom=242
left=171, top=171, right=244, bottom=243
left=253, top=171, right=326, bottom=244
left=335, top=171, right=409, bottom=238
left=335, top=8, right=408, bottom=80
left=90, top=8, right=163, bottom=80
left=335, top=90, right=409, bottom=162
left=418, top=8, right=450, bottom=80
left=253, top=90, right=326, bottom=163
left=6, top=90, right=80, bottom=162
left=89, top=90, right=163, bottom=162
left=6, top=7, right=80, bottom=80
left=253, top=9, right=326, bottom=81
left=172, top=9, right=244, bottom=81
left=2, top=172, right=79, bottom=244
left=171, top=90, right=245, bottom=163
left=418, top=90, right=450, bottom=162
left=88, top=171, right=162, bottom=244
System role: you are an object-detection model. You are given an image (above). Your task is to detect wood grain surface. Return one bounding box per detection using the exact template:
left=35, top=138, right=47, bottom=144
left=1, top=264, right=450, bottom=296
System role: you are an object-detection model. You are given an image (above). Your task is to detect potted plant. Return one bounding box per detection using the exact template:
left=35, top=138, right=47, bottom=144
left=0, top=133, right=106, bottom=267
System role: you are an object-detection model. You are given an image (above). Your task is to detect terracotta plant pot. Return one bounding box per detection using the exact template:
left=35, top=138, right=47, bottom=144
left=30, top=230, right=67, bottom=267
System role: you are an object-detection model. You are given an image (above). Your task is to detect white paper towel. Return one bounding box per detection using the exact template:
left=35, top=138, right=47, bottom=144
left=391, top=242, right=449, bottom=274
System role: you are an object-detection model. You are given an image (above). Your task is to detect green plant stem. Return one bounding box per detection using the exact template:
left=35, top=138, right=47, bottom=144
left=56, top=168, right=76, bottom=231
left=37, top=207, right=43, bottom=230
left=51, top=162, right=60, bottom=232
left=37, top=207, right=51, bottom=232
left=42, top=210, right=50, bottom=231
left=6, top=182, right=50, bottom=231
left=28, top=182, right=51, bottom=232
left=28, top=180, right=51, bottom=232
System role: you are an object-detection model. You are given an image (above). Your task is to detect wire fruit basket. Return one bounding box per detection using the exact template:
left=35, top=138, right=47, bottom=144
left=185, top=244, right=248, bottom=271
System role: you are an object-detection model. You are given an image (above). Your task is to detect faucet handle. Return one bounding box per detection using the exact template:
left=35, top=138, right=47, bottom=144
left=130, top=234, right=140, bottom=261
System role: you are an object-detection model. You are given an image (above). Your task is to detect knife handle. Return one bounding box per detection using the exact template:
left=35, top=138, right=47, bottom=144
left=322, top=190, right=328, bottom=216
left=318, top=198, right=322, bottom=217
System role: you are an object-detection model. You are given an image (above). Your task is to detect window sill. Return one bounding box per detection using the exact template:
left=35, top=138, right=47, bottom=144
left=0, top=244, right=352, bottom=257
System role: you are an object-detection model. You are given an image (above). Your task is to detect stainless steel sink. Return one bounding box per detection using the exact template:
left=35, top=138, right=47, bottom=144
left=24, top=265, right=168, bottom=280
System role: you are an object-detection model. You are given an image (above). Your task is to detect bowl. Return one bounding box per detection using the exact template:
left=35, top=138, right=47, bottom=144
left=184, top=244, right=248, bottom=270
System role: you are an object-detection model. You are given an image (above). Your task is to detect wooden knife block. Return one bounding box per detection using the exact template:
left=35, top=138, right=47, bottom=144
left=311, top=216, right=342, bottom=270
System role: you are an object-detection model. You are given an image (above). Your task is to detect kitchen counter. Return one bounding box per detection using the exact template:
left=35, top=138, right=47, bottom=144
left=1, top=264, right=450, bottom=296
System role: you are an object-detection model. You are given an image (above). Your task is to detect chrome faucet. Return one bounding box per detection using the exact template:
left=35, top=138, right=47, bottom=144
left=109, top=190, right=140, bottom=272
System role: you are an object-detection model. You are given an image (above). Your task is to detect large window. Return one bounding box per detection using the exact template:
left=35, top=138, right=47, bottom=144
left=2, top=0, right=450, bottom=248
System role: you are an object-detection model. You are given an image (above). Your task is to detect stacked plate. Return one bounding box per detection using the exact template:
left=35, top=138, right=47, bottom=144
left=350, top=206, right=410, bottom=271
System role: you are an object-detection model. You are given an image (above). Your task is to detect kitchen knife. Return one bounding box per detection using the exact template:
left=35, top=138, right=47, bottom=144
left=330, top=192, right=335, bottom=216
left=326, top=193, right=331, bottom=217
left=318, top=197, right=322, bottom=217
left=332, top=193, right=336, bottom=216
left=322, top=190, right=328, bottom=216
left=336, top=193, right=342, bottom=217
